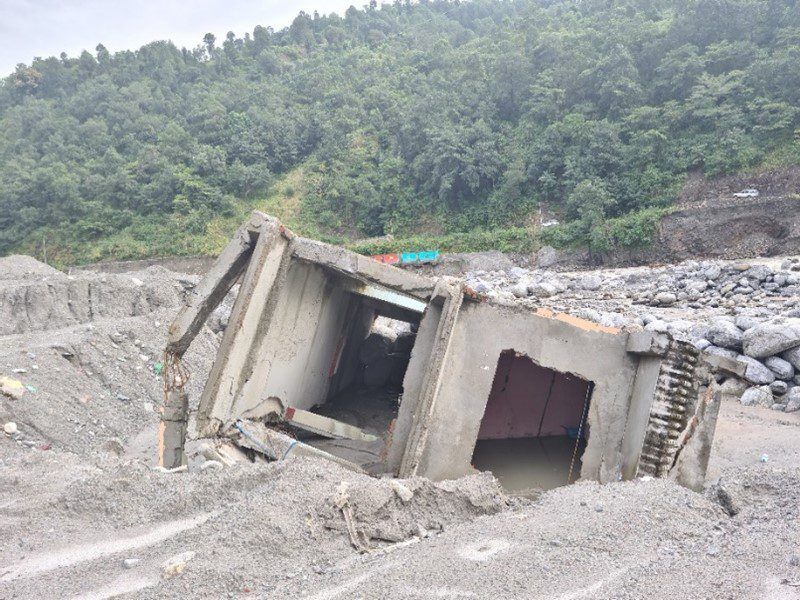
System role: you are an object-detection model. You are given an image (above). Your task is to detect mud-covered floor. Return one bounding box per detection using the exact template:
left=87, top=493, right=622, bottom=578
left=296, top=386, right=401, bottom=474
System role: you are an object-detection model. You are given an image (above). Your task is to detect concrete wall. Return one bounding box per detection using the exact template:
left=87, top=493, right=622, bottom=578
left=386, top=300, right=443, bottom=471
left=404, top=302, right=642, bottom=483
left=232, top=261, right=360, bottom=416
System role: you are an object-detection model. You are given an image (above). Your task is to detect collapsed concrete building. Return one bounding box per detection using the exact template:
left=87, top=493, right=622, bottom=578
left=160, top=211, right=732, bottom=492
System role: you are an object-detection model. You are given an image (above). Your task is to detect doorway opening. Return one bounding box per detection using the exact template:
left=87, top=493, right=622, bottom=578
left=290, top=272, right=422, bottom=474
left=471, top=350, right=593, bottom=495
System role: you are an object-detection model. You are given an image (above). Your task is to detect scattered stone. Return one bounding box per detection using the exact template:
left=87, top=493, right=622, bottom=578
left=390, top=480, right=414, bottom=503
left=770, top=380, right=789, bottom=396
left=764, top=356, right=795, bottom=381
left=736, top=356, right=775, bottom=385
left=122, top=558, right=141, bottom=569
left=162, top=551, right=195, bottom=579
left=654, top=292, right=677, bottom=306
left=785, top=388, right=800, bottom=413
left=707, top=319, right=743, bottom=351
left=742, top=319, right=800, bottom=358
left=0, top=376, right=25, bottom=399
left=511, top=282, right=529, bottom=298
left=3, top=421, right=18, bottom=435
left=740, top=386, right=773, bottom=407
left=579, top=274, right=602, bottom=291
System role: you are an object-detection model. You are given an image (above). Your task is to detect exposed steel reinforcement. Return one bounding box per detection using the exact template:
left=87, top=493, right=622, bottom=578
left=637, top=340, right=700, bottom=478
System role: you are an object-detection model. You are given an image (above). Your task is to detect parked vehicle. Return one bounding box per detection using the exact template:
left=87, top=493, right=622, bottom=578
left=733, top=188, right=759, bottom=198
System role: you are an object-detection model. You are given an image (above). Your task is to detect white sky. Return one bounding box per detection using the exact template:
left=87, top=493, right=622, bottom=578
left=0, top=0, right=359, bottom=76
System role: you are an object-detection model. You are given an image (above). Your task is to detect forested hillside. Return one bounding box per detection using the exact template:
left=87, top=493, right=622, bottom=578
left=1, top=0, right=799, bottom=264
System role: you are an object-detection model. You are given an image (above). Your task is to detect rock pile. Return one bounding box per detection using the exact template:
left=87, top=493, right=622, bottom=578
left=466, top=258, right=800, bottom=313
left=461, top=257, right=800, bottom=412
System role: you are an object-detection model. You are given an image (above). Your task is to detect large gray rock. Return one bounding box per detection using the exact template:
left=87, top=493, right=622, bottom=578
left=706, top=319, right=743, bottom=351
left=742, top=318, right=800, bottom=358
left=781, top=346, right=800, bottom=370
left=744, top=264, right=772, bottom=282
left=764, top=356, right=795, bottom=381
left=770, top=380, right=789, bottom=396
left=511, top=281, right=529, bottom=298
left=579, top=274, right=602, bottom=291
left=786, top=387, right=800, bottom=413
left=734, top=315, right=761, bottom=331
left=536, top=246, right=559, bottom=268
left=703, top=264, right=722, bottom=280
left=704, top=346, right=739, bottom=361
left=736, top=355, right=776, bottom=385
left=718, top=377, right=748, bottom=398
left=654, top=292, right=677, bottom=306
left=740, top=386, right=774, bottom=407
left=528, top=282, right=557, bottom=298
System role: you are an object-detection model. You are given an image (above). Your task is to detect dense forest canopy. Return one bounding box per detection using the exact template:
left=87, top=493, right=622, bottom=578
left=1, top=0, right=799, bottom=263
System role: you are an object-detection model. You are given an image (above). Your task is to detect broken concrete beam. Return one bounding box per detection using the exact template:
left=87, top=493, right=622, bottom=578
left=283, top=407, right=378, bottom=442
left=701, top=352, right=747, bottom=377
left=291, top=237, right=435, bottom=299
left=167, top=213, right=267, bottom=356
left=195, top=216, right=292, bottom=437
left=626, top=331, right=669, bottom=357
left=158, top=389, right=189, bottom=469
left=233, top=420, right=365, bottom=473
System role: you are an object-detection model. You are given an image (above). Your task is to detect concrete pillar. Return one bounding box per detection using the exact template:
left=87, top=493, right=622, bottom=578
left=158, top=388, right=189, bottom=469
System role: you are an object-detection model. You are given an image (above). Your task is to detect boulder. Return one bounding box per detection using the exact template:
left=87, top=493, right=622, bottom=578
left=528, top=282, right=557, bottom=298
left=770, top=380, right=789, bottom=396
left=704, top=346, right=739, bottom=361
left=536, top=246, right=559, bottom=268
left=718, top=377, right=748, bottom=398
left=736, top=355, right=776, bottom=385
left=740, top=386, right=774, bottom=407
left=781, top=346, right=800, bottom=371
left=742, top=318, right=800, bottom=358
left=744, top=264, right=772, bottom=282
left=645, top=320, right=670, bottom=333
left=579, top=274, right=602, bottom=291
left=706, top=319, right=743, bottom=351
left=511, top=281, right=529, bottom=298
left=654, top=292, right=677, bottom=306
left=694, top=339, right=711, bottom=351
left=786, top=387, right=800, bottom=413
left=764, top=356, right=795, bottom=381
left=734, top=315, right=761, bottom=331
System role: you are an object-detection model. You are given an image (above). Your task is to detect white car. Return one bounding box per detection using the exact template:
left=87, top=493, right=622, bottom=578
left=733, top=188, right=759, bottom=198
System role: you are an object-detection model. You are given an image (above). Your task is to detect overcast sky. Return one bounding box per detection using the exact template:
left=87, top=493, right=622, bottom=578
left=0, top=0, right=358, bottom=76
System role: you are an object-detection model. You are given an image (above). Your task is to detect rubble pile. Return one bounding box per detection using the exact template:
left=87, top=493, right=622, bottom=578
left=461, top=256, right=800, bottom=412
